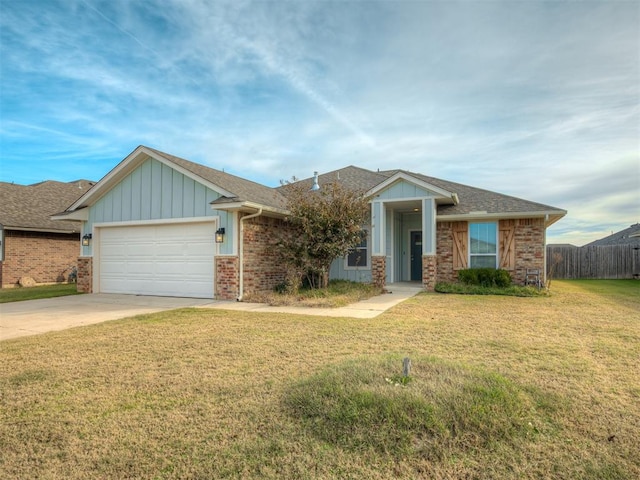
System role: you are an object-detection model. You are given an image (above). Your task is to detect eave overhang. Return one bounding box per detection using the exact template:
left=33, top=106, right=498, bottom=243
left=51, top=207, right=89, bottom=221
left=2, top=226, right=81, bottom=234
left=65, top=146, right=236, bottom=212
left=210, top=200, right=289, bottom=218
left=437, top=210, right=567, bottom=227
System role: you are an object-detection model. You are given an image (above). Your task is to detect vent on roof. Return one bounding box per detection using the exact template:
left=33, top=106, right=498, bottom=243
left=311, top=171, right=320, bottom=191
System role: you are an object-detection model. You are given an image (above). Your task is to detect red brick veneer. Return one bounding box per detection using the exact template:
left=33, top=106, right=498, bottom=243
left=1, top=230, right=79, bottom=287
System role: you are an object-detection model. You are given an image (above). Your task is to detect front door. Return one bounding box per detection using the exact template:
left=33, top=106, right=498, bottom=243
left=410, top=231, right=422, bottom=281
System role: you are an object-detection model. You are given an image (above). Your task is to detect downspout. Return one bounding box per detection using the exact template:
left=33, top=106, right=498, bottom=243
left=237, top=208, right=263, bottom=301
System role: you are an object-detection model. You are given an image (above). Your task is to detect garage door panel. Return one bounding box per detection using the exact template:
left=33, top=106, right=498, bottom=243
left=98, top=222, right=215, bottom=298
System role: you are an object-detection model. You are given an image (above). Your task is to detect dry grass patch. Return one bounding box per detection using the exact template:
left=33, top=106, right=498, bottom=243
left=0, top=280, right=638, bottom=479
left=243, top=279, right=382, bottom=307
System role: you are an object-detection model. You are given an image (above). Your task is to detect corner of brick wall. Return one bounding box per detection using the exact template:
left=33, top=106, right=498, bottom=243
left=422, top=255, right=437, bottom=291
left=215, top=256, right=239, bottom=300
left=513, top=218, right=546, bottom=284
left=77, top=257, right=93, bottom=293
left=436, top=222, right=456, bottom=283
left=241, top=217, right=290, bottom=295
left=371, top=255, right=386, bottom=288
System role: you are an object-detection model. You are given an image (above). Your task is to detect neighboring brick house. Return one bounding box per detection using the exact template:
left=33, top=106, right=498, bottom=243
left=54, top=145, right=566, bottom=299
left=0, top=180, right=94, bottom=287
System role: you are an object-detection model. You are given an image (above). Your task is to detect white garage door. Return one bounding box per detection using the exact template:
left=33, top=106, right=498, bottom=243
left=98, top=222, right=215, bottom=298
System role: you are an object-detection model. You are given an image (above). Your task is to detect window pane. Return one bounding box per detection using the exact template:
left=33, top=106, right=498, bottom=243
left=347, top=249, right=367, bottom=267
left=470, top=223, right=497, bottom=254
left=470, top=256, right=497, bottom=268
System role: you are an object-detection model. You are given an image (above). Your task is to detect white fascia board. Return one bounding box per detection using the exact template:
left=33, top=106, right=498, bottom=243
left=67, top=146, right=235, bottom=211
left=366, top=171, right=457, bottom=204
left=4, top=226, right=80, bottom=234
left=438, top=210, right=567, bottom=226
left=211, top=200, right=290, bottom=218
left=51, top=208, right=89, bottom=221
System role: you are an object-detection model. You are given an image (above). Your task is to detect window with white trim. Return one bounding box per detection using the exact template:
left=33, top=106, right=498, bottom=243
left=345, top=229, right=369, bottom=269
left=469, top=222, right=498, bottom=268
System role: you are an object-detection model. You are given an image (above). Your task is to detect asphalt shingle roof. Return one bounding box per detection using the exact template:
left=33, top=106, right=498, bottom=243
left=62, top=147, right=565, bottom=221
left=584, top=223, right=640, bottom=247
left=0, top=180, right=94, bottom=233
left=278, top=166, right=564, bottom=216
left=147, top=147, right=289, bottom=210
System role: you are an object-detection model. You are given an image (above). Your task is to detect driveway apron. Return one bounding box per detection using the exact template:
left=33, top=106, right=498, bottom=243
left=0, top=294, right=217, bottom=341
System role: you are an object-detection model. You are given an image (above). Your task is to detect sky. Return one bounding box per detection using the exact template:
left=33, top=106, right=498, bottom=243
left=0, top=0, right=638, bottom=246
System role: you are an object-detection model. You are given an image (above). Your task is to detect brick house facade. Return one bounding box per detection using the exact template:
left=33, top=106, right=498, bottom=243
left=1, top=180, right=93, bottom=288
left=0, top=230, right=80, bottom=287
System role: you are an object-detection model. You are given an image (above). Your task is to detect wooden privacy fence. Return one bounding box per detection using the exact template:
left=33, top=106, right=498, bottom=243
left=547, top=245, right=640, bottom=279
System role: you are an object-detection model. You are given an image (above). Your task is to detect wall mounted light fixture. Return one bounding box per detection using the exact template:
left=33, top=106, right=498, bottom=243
left=82, top=233, right=92, bottom=246
left=215, top=227, right=225, bottom=243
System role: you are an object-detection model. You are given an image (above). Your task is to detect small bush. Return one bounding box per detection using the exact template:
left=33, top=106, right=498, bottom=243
left=458, top=268, right=512, bottom=288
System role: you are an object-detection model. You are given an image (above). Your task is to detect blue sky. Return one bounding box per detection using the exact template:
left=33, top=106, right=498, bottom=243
left=1, top=0, right=638, bottom=246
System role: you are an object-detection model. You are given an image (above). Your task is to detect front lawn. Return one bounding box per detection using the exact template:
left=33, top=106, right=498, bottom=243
left=1, top=280, right=638, bottom=479
left=0, top=283, right=81, bottom=303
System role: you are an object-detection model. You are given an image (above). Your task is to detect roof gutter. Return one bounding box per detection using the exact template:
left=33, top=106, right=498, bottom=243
left=211, top=200, right=289, bottom=218
left=237, top=207, right=263, bottom=302
left=437, top=210, right=567, bottom=226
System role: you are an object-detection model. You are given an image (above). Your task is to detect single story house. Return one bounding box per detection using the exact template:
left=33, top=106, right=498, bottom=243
left=53, top=146, right=566, bottom=299
left=0, top=179, right=94, bottom=287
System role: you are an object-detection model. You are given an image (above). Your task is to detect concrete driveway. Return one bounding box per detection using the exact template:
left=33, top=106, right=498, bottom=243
left=0, top=294, right=218, bottom=341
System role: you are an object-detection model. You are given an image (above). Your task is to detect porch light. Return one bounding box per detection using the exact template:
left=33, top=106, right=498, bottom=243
left=215, top=227, right=225, bottom=243
left=82, top=233, right=92, bottom=246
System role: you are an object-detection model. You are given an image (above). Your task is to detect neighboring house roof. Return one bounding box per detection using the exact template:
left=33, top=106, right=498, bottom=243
left=0, top=180, right=94, bottom=233
left=583, top=223, right=640, bottom=247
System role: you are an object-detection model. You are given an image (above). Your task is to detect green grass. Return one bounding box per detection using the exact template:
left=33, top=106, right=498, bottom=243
left=283, top=356, right=559, bottom=457
left=553, top=279, right=639, bottom=303
left=0, top=283, right=81, bottom=303
left=0, top=280, right=638, bottom=479
left=434, top=281, right=547, bottom=296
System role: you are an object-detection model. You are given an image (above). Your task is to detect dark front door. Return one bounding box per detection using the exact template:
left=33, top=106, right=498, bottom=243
left=410, top=231, right=422, bottom=281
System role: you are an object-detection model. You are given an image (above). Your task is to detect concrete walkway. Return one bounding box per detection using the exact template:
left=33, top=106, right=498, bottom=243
left=0, top=284, right=423, bottom=341
left=201, top=283, right=424, bottom=318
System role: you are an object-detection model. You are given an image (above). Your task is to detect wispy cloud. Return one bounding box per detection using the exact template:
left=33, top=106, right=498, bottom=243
left=0, top=0, right=638, bottom=244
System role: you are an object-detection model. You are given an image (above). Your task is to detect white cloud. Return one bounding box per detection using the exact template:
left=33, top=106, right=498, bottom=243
left=0, top=0, right=638, bottom=245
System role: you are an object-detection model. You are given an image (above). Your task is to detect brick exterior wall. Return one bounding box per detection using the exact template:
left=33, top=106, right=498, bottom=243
left=241, top=216, right=289, bottom=295
left=371, top=255, right=386, bottom=288
left=0, top=230, right=80, bottom=287
left=436, top=218, right=546, bottom=285
left=215, top=256, right=239, bottom=300
left=422, top=255, right=437, bottom=291
left=512, top=218, right=546, bottom=285
left=436, top=222, right=456, bottom=283
left=77, top=256, right=93, bottom=293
